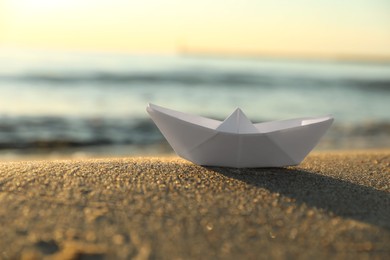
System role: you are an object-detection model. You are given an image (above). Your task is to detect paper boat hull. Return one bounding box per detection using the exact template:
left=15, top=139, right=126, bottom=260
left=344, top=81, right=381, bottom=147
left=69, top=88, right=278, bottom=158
left=147, top=104, right=333, bottom=168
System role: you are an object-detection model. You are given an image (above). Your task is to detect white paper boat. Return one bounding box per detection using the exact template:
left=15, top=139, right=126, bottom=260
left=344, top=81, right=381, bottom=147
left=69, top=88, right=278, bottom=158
left=147, top=103, right=333, bottom=168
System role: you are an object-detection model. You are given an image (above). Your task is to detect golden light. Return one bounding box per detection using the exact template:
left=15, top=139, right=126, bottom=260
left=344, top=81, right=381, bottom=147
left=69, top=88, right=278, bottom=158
left=1, top=0, right=389, bottom=56
left=6, top=0, right=77, bottom=12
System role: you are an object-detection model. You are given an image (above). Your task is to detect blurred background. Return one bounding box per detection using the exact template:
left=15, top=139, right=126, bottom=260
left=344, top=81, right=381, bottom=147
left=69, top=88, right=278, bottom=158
left=0, top=0, right=389, bottom=159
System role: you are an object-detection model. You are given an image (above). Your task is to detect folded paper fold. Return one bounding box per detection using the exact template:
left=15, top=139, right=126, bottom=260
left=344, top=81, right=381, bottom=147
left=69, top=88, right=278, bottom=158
left=147, top=103, right=333, bottom=168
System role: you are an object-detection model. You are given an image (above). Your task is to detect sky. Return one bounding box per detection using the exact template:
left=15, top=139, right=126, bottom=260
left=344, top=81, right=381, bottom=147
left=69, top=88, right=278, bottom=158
left=1, top=0, right=390, bottom=57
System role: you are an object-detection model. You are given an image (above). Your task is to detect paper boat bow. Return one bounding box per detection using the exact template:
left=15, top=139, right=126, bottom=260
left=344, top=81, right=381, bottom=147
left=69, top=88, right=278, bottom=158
left=147, top=103, right=333, bottom=168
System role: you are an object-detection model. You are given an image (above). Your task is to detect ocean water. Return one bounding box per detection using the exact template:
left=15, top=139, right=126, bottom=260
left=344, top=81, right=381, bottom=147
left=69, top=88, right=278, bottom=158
left=0, top=49, right=389, bottom=157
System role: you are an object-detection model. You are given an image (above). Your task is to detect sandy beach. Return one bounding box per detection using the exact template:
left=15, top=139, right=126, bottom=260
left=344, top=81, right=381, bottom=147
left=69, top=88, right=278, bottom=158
left=0, top=150, right=389, bottom=259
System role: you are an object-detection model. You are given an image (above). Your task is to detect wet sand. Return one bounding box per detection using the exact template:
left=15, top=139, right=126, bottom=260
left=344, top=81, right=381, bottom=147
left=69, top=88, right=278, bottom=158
left=0, top=151, right=389, bottom=259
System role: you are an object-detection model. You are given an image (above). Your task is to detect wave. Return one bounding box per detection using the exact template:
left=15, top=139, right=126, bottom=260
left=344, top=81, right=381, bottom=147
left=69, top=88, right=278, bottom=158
left=0, top=116, right=161, bottom=149
left=1, top=71, right=390, bottom=90
left=0, top=116, right=389, bottom=151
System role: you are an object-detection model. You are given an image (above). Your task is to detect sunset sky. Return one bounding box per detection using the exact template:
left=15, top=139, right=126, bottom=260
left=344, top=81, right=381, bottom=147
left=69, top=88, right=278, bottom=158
left=1, top=0, right=390, bottom=57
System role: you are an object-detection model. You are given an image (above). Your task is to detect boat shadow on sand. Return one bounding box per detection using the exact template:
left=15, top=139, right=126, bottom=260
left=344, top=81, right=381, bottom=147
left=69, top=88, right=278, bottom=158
left=205, top=166, right=390, bottom=230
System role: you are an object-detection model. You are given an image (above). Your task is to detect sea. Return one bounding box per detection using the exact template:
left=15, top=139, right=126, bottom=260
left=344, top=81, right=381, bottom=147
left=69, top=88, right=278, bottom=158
left=0, top=49, right=389, bottom=158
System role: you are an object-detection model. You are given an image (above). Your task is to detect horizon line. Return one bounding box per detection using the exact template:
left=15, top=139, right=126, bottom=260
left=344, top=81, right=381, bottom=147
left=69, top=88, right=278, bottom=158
left=1, top=45, right=390, bottom=63
left=177, top=49, right=390, bottom=63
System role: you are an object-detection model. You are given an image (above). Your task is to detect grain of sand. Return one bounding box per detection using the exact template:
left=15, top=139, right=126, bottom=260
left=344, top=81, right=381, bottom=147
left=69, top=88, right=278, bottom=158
left=0, top=151, right=389, bottom=259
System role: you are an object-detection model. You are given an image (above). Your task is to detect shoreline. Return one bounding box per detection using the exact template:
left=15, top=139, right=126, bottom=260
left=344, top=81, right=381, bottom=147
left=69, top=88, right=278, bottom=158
left=0, top=148, right=389, bottom=162
left=1, top=150, right=389, bottom=259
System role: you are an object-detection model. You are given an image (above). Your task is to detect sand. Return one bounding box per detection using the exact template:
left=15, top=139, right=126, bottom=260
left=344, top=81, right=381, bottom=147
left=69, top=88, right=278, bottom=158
left=0, top=150, right=389, bottom=259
